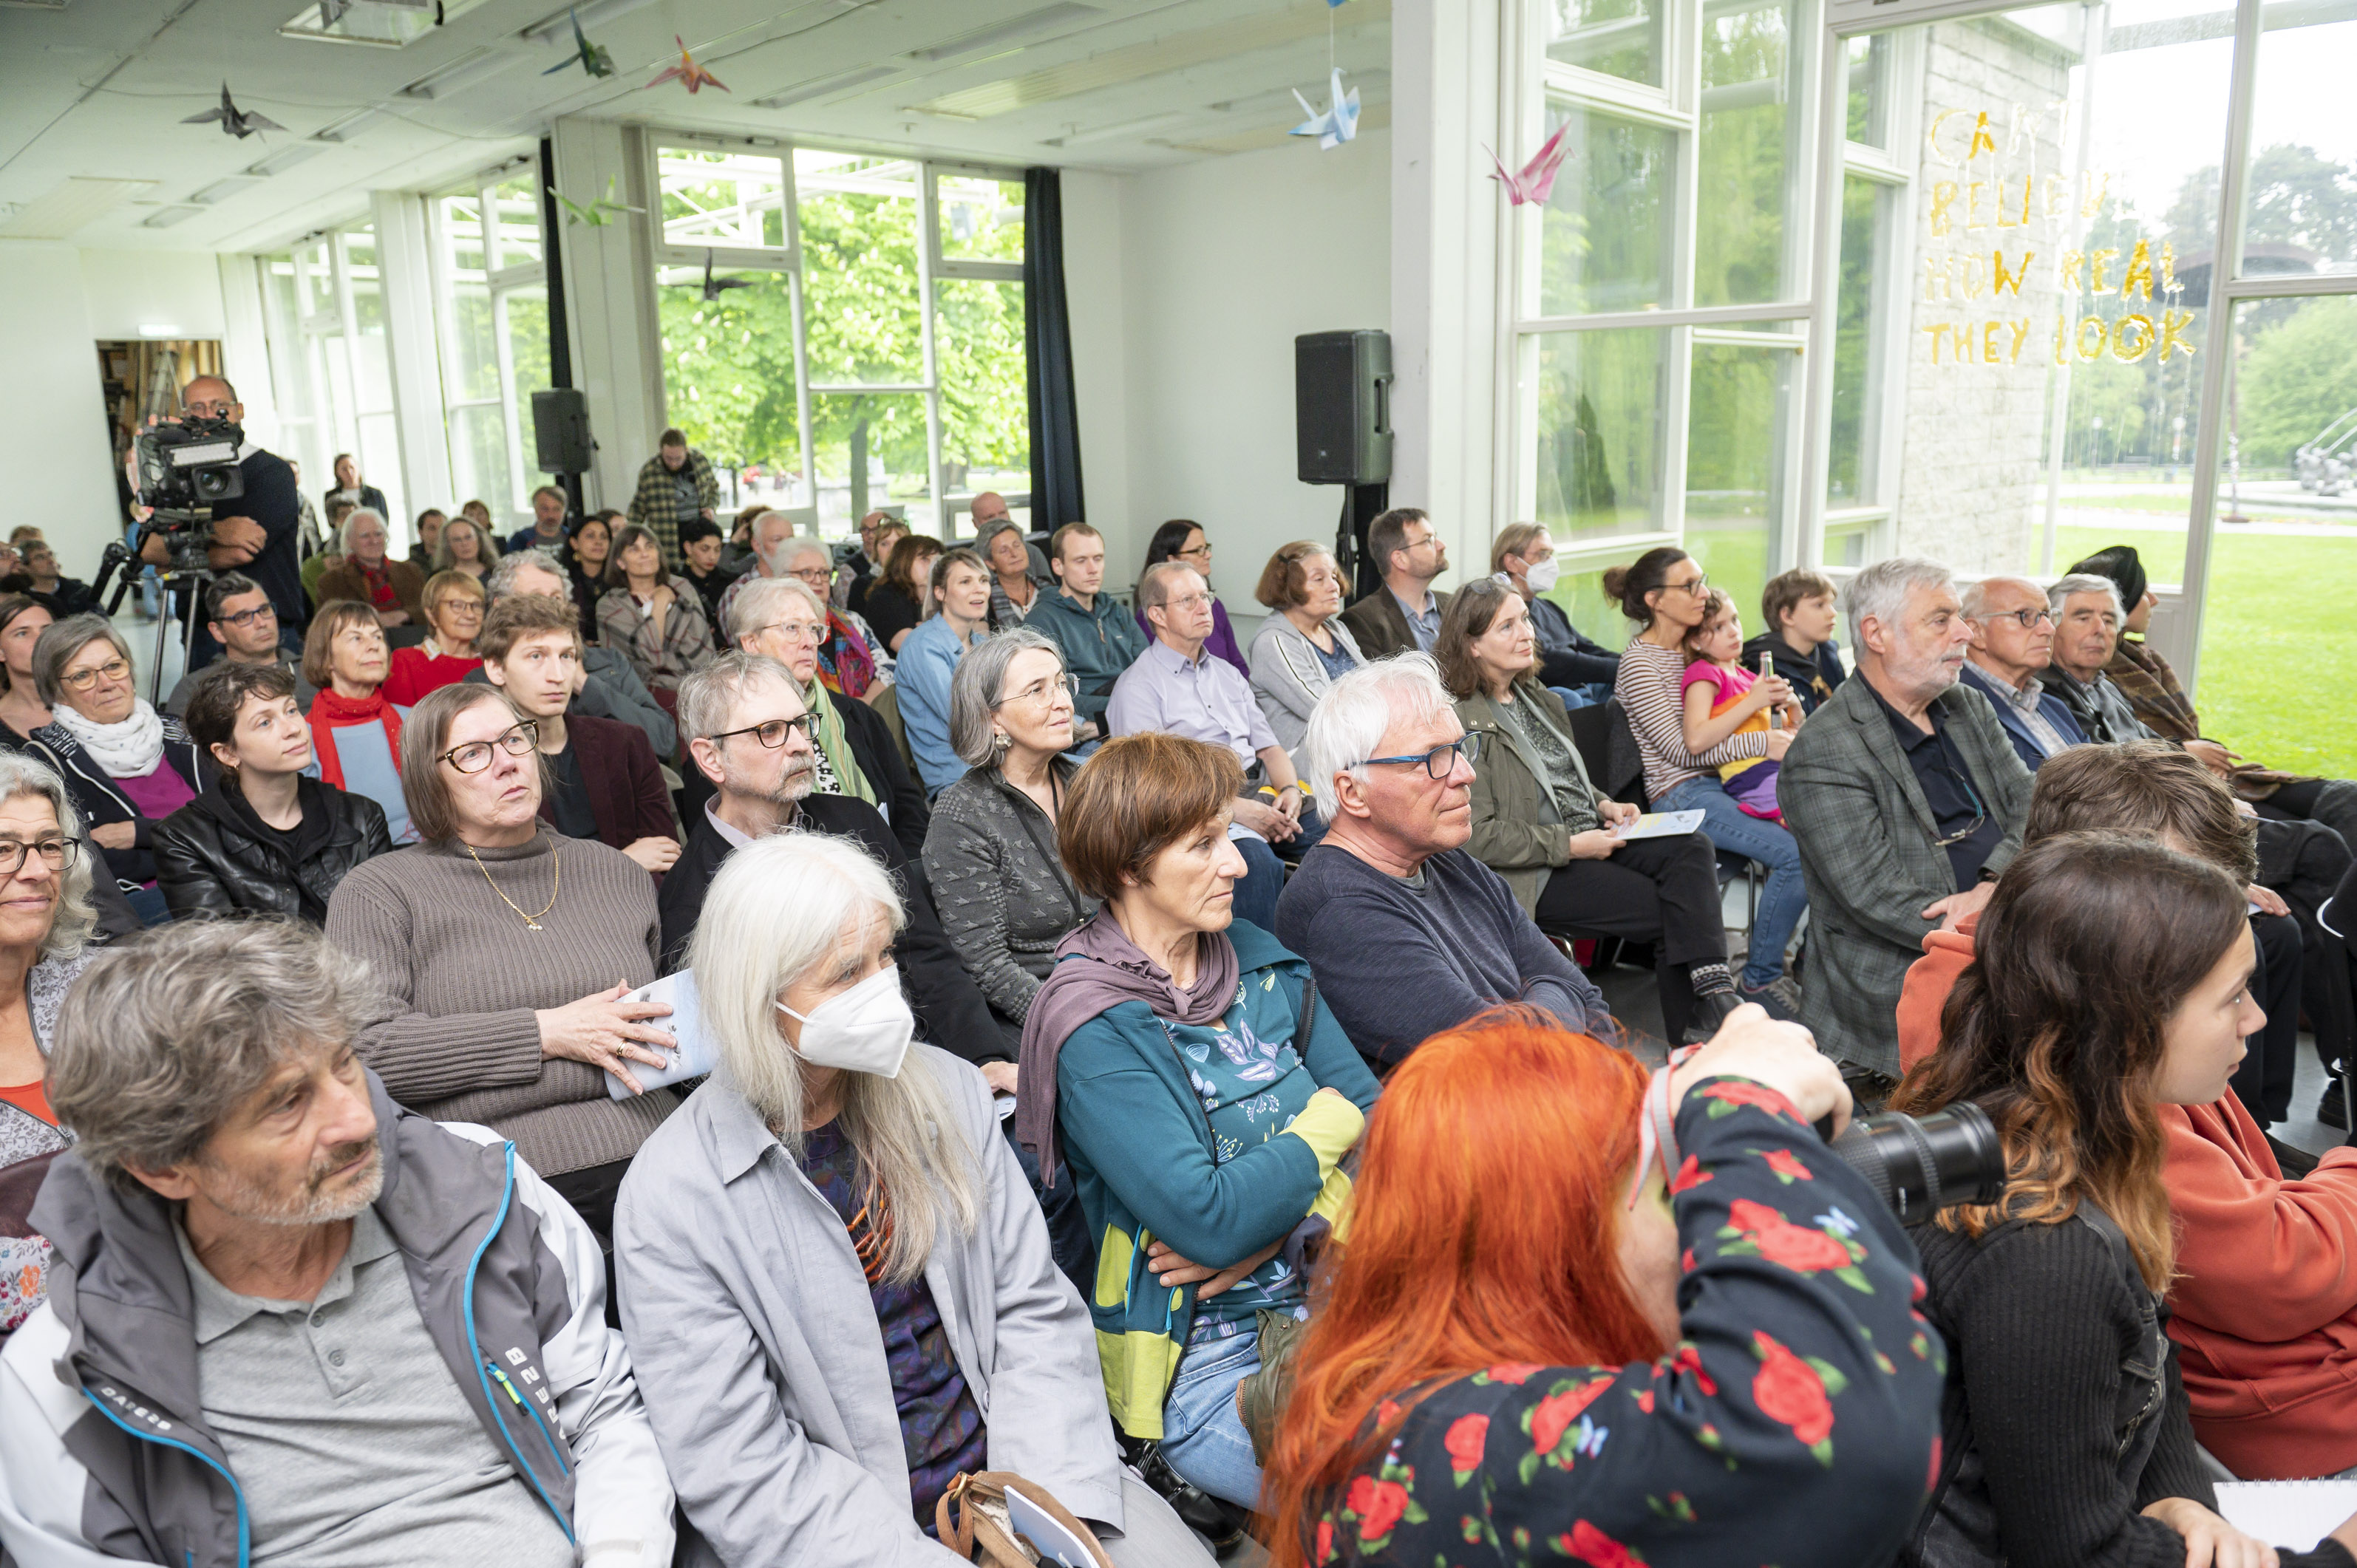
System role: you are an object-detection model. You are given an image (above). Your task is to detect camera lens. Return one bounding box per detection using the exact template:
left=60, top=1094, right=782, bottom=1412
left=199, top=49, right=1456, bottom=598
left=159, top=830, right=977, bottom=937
left=1826, top=1103, right=2006, bottom=1220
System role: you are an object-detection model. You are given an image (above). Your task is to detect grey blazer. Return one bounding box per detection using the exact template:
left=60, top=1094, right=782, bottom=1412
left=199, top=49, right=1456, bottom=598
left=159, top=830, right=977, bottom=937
left=1249, top=614, right=1367, bottom=771
left=611, top=1049, right=1126, bottom=1567
left=1780, top=676, right=2034, bottom=1078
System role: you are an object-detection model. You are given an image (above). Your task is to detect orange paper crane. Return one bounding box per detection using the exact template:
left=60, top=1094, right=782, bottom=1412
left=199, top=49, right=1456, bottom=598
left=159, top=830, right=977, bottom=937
left=648, top=35, right=727, bottom=94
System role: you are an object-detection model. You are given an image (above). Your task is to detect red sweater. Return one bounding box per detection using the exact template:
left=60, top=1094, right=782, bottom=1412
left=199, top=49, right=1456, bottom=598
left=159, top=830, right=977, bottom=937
left=1897, top=927, right=2357, bottom=1479
left=381, top=647, right=481, bottom=709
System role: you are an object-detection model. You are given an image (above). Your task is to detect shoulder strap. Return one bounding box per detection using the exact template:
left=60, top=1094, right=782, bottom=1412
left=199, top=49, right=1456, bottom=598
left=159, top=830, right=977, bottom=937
left=1296, top=974, right=1319, bottom=1049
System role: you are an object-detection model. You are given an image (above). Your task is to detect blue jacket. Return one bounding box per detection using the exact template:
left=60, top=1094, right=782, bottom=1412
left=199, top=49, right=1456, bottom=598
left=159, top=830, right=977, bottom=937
left=1957, top=659, right=2087, bottom=772
left=897, top=616, right=985, bottom=797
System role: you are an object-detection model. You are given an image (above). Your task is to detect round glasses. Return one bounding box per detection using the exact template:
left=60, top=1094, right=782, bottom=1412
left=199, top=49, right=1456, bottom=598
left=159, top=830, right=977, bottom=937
left=61, top=658, right=132, bottom=693
left=439, top=720, right=540, bottom=774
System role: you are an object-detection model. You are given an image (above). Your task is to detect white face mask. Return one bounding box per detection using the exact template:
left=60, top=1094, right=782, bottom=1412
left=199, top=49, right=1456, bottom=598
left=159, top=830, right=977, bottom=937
left=777, top=965, right=914, bottom=1078
left=1524, top=555, right=1561, bottom=593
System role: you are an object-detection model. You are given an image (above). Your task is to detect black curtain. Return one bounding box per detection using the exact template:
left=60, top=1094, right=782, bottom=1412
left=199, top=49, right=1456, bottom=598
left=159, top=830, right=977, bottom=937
left=1023, top=167, right=1086, bottom=531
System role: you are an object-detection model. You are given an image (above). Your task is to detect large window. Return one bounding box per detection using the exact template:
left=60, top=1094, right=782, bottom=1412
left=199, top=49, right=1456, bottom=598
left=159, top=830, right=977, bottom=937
left=429, top=166, right=552, bottom=534
left=257, top=226, right=406, bottom=535
left=1504, top=0, right=2357, bottom=775
left=650, top=141, right=1029, bottom=539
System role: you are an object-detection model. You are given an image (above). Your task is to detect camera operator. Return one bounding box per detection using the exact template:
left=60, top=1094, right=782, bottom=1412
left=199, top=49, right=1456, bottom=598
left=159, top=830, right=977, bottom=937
left=1259, top=1003, right=1945, bottom=1567
left=137, top=376, right=305, bottom=671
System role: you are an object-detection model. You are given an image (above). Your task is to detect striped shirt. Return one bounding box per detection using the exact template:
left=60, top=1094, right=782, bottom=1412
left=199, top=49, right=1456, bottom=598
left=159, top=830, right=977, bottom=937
left=1616, top=637, right=1772, bottom=802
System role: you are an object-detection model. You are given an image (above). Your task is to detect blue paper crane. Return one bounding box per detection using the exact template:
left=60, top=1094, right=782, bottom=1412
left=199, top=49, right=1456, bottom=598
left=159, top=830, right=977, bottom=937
left=1290, top=69, right=1359, bottom=151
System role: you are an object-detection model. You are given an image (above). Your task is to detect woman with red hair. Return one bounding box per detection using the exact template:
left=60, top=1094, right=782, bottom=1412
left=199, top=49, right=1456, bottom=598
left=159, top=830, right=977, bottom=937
left=1259, top=1006, right=1942, bottom=1567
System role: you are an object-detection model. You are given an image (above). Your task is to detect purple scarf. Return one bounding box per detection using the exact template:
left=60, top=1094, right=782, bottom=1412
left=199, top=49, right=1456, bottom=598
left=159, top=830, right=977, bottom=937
left=1016, top=908, right=1241, bottom=1187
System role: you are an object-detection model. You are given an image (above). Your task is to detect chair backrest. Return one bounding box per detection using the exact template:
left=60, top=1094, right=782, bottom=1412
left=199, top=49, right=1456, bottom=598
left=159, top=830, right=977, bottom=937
left=385, top=623, right=431, bottom=651
left=1594, top=696, right=1647, bottom=808
left=1565, top=701, right=1614, bottom=796
left=871, top=681, right=917, bottom=774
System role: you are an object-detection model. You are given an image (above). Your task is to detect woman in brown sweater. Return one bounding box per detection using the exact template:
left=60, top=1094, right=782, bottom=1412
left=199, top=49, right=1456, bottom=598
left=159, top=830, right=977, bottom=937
left=326, top=682, right=678, bottom=1236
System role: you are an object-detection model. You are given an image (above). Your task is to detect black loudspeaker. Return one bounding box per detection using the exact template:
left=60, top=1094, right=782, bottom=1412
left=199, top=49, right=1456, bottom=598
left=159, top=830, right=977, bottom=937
left=531, top=389, right=593, bottom=474
left=1296, top=330, right=1393, bottom=485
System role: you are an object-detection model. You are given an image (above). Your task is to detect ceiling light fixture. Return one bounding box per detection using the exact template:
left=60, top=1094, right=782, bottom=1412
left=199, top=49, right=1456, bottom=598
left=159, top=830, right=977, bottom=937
left=142, top=206, right=208, bottom=229
left=247, top=143, right=325, bottom=177
left=905, top=1, right=1098, bottom=64
left=752, top=62, right=899, bottom=109
left=311, top=106, right=390, bottom=141
left=138, top=324, right=187, bottom=338
left=0, top=177, right=154, bottom=239
left=1047, top=109, right=1193, bottom=146
left=398, top=47, right=523, bottom=99
left=192, top=175, right=266, bottom=205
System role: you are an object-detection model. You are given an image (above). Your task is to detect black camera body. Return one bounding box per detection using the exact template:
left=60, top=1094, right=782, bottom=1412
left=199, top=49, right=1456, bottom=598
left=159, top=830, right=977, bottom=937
left=134, top=417, right=244, bottom=521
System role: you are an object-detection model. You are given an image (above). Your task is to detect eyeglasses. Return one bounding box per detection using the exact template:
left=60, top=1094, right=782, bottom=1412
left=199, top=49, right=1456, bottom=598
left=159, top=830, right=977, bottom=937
left=1164, top=592, right=1212, bottom=613
left=1928, top=734, right=1991, bottom=848
left=1976, top=608, right=2052, bottom=630
left=61, top=658, right=131, bottom=693
left=1664, top=572, right=1710, bottom=596
left=439, top=720, right=540, bottom=774
left=214, top=604, right=276, bottom=630
left=1176, top=541, right=1214, bottom=560
left=992, top=673, right=1080, bottom=709
left=1355, top=732, right=1483, bottom=779
left=0, top=837, right=78, bottom=876
left=710, top=714, right=817, bottom=749
left=758, top=619, right=827, bottom=646
left=790, top=568, right=832, bottom=588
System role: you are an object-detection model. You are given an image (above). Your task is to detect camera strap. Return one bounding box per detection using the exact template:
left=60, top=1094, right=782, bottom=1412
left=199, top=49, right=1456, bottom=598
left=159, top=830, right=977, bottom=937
left=1629, top=1044, right=1702, bottom=1210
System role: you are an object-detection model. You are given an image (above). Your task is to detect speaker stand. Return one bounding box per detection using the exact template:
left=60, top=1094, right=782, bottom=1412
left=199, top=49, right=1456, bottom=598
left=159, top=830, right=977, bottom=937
left=1335, top=483, right=1390, bottom=602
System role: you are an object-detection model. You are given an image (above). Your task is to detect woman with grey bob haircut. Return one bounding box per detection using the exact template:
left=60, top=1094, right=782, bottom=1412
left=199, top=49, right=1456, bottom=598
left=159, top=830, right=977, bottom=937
left=615, top=830, right=1207, bottom=1567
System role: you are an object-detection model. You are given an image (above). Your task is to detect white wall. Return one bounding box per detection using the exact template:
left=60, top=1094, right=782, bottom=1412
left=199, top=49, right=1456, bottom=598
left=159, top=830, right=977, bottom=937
left=76, top=250, right=228, bottom=342
left=1, top=242, right=120, bottom=579
left=1067, top=129, right=1392, bottom=624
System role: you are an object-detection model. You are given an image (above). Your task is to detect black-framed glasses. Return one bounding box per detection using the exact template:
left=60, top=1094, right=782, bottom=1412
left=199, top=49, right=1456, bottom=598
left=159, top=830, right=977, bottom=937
left=992, top=673, right=1081, bottom=710
left=439, top=720, right=540, bottom=774
left=1664, top=571, right=1710, bottom=596
left=1976, top=608, right=2052, bottom=630
left=214, top=603, right=276, bottom=630
left=1356, top=732, right=1483, bottom=779
left=0, top=837, right=78, bottom=876
left=1928, top=734, right=1990, bottom=847
left=710, top=714, right=817, bottom=749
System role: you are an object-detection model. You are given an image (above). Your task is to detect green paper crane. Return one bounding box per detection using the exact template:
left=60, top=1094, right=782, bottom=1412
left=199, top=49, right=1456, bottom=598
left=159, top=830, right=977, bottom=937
left=548, top=177, right=642, bottom=227
left=542, top=6, right=616, bottom=78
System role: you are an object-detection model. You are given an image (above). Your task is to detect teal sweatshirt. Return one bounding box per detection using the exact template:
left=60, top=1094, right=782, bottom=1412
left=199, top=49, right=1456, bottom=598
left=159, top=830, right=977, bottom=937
left=1052, top=921, right=1381, bottom=1437
left=1029, top=587, right=1148, bottom=727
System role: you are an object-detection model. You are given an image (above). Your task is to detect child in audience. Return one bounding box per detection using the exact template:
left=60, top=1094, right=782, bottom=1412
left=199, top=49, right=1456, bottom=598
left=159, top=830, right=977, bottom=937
left=1681, top=587, right=1790, bottom=822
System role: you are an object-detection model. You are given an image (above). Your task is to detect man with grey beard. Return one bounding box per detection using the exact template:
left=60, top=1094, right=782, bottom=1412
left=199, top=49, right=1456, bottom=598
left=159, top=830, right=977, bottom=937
left=0, top=920, right=674, bottom=1567
left=658, top=652, right=999, bottom=1063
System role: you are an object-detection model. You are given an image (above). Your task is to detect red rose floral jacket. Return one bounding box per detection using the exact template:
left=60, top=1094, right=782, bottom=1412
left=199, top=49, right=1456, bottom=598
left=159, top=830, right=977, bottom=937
left=1307, top=1077, right=1946, bottom=1567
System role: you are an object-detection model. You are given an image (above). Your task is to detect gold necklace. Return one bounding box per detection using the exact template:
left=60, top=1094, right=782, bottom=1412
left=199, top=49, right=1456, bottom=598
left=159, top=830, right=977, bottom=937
left=465, top=839, right=559, bottom=931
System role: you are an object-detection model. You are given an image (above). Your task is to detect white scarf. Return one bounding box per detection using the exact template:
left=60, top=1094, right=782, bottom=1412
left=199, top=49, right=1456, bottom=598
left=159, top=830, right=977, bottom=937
left=52, top=699, right=166, bottom=777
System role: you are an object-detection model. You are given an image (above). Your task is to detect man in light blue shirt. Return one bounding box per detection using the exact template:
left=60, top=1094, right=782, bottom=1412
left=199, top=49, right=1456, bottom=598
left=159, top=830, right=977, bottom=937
left=897, top=545, right=992, bottom=797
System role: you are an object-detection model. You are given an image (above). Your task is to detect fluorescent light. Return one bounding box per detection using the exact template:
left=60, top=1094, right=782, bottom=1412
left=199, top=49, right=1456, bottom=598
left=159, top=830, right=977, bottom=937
left=752, top=63, right=899, bottom=108
left=248, top=142, right=325, bottom=177
left=906, top=1, right=1097, bottom=63
left=518, top=0, right=659, bottom=44
left=1049, top=110, right=1191, bottom=146
left=398, top=47, right=522, bottom=99
left=138, top=324, right=187, bottom=338
left=311, top=106, right=390, bottom=141
left=141, top=206, right=207, bottom=229
left=193, top=175, right=265, bottom=205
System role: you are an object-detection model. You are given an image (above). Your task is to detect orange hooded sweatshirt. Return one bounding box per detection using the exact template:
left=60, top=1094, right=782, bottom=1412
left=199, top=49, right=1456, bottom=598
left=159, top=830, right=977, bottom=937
left=1897, top=922, right=2357, bottom=1479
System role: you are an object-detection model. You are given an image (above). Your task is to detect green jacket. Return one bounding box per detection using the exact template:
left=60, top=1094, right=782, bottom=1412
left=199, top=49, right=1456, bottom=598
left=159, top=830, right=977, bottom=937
left=1052, top=921, right=1380, bottom=1437
left=1453, top=686, right=1606, bottom=916
left=1029, top=587, right=1146, bottom=727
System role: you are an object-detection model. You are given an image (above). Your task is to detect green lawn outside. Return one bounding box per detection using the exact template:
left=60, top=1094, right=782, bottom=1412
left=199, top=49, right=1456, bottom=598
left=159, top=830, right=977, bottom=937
left=2050, top=525, right=2357, bottom=778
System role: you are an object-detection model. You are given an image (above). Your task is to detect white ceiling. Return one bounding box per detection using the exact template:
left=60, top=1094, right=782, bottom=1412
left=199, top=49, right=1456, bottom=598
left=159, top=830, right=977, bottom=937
left=0, top=0, right=1389, bottom=253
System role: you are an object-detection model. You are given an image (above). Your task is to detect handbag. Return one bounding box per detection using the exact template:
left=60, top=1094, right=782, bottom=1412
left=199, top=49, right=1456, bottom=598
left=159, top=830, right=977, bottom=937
left=933, top=1471, right=1115, bottom=1568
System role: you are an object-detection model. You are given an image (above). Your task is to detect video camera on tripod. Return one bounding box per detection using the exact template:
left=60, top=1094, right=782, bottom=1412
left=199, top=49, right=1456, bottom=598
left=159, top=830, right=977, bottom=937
left=89, top=416, right=245, bottom=702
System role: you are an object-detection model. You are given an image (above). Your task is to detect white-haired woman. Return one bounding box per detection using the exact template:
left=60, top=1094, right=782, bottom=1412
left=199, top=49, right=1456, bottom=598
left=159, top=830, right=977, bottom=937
left=27, top=614, right=211, bottom=927
left=0, top=751, right=105, bottom=1339
left=614, top=831, right=1210, bottom=1568
left=313, top=508, right=426, bottom=629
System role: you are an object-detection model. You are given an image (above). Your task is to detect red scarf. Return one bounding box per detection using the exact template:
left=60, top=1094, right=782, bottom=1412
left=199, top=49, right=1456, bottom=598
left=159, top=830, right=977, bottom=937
left=358, top=559, right=397, bottom=610
left=308, top=687, right=402, bottom=791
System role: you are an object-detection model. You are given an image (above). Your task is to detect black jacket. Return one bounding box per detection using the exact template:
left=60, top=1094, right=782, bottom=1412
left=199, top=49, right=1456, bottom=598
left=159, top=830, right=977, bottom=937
left=1529, top=595, right=1620, bottom=688
left=153, top=777, right=392, bottom=924
left=28, top=717, right=213, bottom=888
left=1742, top=630, right=1849, bottom=716
left=830, top=685, right=930, bottom=863
left=656, top=793, right=1003, bottom=1063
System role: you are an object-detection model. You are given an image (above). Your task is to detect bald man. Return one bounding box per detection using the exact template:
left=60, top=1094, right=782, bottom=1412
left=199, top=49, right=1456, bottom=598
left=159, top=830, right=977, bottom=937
left=137, top=375, right=307, bottom=669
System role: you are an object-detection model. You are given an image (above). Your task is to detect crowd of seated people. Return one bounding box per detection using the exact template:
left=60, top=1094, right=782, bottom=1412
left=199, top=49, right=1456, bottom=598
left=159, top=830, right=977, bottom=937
left=17, top=498, right=2357, bottom=1568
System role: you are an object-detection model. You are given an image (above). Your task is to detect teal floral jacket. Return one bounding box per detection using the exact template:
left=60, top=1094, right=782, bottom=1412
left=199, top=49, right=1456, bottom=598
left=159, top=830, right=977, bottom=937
left=1306, top=1078, right=1945, bottom=1567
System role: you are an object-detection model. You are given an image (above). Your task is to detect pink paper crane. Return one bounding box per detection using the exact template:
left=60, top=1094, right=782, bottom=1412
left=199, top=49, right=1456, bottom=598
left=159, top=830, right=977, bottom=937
left=648, top=35, right=728, bottom=94
left=1486, top=122, right=1572, bottom=206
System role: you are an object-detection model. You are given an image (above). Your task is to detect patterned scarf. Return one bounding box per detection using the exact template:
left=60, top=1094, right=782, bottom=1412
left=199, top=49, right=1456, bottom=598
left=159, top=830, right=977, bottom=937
left=358, top=559, right=398, bottom=610
left=2106, top=636, right=2307, bottom=797
left=307, top=686, right=402, bottom=791
left=50, top=700, right=165, bottom=777
left=814, top=611, right=876, bottom=700
left=800, top=672, right=875, bottom=807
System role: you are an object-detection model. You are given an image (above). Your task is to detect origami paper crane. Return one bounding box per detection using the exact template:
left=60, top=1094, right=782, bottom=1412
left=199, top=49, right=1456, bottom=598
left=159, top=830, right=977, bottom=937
left=648, top=35, right=728, bottom=94
left=542, top=7, right=616, bottom=78
left=182, top=83, right=285, bottom=140
left=700, top=250, right=753, bottom=301
left=548, top=177, right=642, bottom=228
left=1485, top=121, right=1573, bottom=205
left=1289, top=69, right=1359, bottom=151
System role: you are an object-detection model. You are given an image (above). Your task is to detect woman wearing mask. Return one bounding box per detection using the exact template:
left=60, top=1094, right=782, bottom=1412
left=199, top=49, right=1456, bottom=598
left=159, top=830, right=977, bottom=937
left=0, top=597, right=53, bottom=749
left=1248, top=542, right=1365, bottom=774
left=613, top=831, right=1213, bottom=1567
left=1493, top=522, right=1619, bottom=704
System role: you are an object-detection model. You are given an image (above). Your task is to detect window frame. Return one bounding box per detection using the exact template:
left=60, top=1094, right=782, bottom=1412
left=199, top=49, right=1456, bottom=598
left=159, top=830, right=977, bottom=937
left=639, top=134, right=1028, bottom=538
left=425, top=157, right=551, bottom=530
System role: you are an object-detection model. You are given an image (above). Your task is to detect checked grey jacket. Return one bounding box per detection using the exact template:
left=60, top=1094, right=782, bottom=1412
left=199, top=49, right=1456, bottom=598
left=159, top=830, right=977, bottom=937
left=0, top=1074, right=674, bottom=1568
left=1780, top=675, right=2033, bottom=1079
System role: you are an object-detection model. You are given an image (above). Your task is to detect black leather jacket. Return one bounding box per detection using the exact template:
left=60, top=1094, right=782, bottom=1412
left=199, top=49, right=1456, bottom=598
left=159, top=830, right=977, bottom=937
left=152, top=777, right=392, bottom=924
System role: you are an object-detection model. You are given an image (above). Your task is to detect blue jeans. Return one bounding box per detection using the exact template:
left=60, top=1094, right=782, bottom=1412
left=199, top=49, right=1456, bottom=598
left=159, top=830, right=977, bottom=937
left=1231, top=836, right=1284, bottom=934
left=1657, top=775, right=1805, bottom=991
left=1160, top=1325, right=1265, bottom=1508
left=123, top=884, right=173, bottom=928
left=1550, top=682, right=1613, bottom=711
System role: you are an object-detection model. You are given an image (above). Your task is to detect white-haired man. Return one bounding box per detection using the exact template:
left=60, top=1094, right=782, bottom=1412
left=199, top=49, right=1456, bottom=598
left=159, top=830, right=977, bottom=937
left=712, top=510, right=802, bottom=633
left=1958, top=575, right=2087, bottom=771
left=1780, top=556, right=2035, bottom=1091
left=0, top=920, right=673, bottom=1567
left=1273, top=654, right=1616, bottom=1071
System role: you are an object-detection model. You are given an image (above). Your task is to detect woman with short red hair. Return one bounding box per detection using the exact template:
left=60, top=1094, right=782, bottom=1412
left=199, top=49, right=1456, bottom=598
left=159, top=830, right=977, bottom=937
left=1259, top=1006, right=1941, bottom=1567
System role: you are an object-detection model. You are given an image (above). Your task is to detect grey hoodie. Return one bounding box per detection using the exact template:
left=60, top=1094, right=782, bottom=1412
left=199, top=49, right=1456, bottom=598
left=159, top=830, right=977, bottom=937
left=0, top=1075, right=674, bottom=1567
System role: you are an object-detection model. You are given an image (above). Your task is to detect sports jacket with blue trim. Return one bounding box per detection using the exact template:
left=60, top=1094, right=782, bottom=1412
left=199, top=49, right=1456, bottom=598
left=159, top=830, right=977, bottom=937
left=0, top=1073, right=673, bottom=1568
